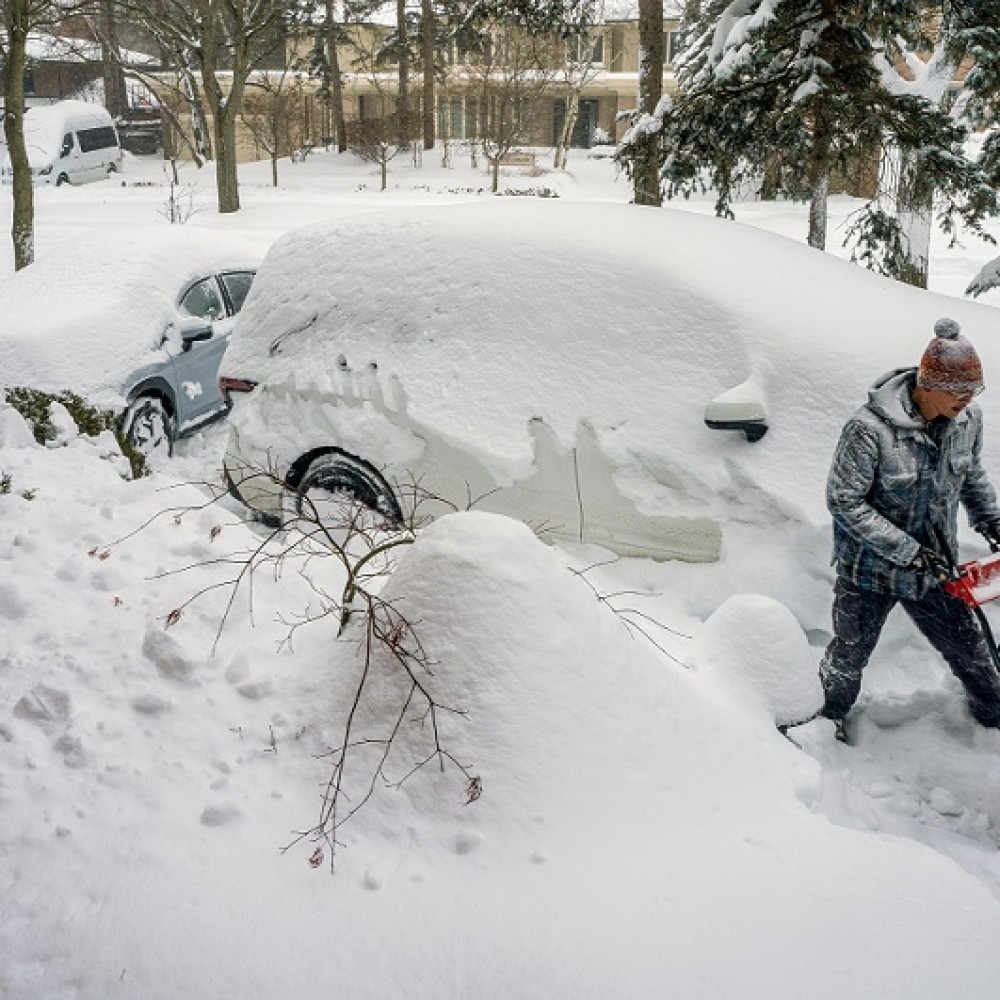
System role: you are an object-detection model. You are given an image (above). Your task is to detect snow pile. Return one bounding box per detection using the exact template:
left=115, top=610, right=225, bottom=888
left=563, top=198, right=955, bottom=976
left=5, top=435, right=1000, bottom=997
left=694, top=593, right=824, bottom=726
left=0, top=401, right=37, bottom=449
left=5, top=151, right=1000, bottom=998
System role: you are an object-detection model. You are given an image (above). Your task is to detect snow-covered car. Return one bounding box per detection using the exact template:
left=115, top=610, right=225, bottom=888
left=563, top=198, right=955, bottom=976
left=0, top=226, right=261, bottom=458
left=220, top=200, right=1000, bottom=561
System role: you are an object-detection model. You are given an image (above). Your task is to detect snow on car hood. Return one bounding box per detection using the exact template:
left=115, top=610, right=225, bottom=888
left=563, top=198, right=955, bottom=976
left=0, top=225, right=262, bottom=409
left=225, top=200, right=1000, bottom=524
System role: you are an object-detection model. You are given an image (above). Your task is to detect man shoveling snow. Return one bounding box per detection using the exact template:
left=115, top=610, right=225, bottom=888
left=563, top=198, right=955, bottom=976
left=819, top=319, right=1000, bottom=741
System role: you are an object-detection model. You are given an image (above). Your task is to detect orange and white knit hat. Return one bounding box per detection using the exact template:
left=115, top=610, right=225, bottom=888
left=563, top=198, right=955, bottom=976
left=917, top=318, right=984, bottom=394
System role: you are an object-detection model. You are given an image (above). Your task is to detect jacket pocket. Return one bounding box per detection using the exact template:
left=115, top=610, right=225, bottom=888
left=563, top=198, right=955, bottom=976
left=880, top=469, right=917, bottom=496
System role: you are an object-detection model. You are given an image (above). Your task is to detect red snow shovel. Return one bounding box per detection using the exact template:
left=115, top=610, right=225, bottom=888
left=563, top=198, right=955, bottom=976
left=937, top=535, right=1000, bottom=677
left=944, top=551, right=1000, bottom=608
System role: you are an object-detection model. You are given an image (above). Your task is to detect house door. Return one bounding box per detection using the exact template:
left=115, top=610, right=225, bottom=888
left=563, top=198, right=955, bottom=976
left=553, top=98, right=600, bottom=148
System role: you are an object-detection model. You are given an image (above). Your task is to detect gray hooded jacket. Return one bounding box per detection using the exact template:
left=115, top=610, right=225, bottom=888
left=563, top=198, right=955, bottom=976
left=827, top=368, right=1000, bottom=598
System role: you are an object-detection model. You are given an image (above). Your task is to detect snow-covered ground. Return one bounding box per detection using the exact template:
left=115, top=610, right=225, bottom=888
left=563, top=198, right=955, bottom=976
left=4, top=146, right=1000, bottom=999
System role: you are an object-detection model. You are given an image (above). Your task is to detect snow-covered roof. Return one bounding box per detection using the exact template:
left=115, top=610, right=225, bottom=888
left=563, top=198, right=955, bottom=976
left=26, top=31, right=158, bottom=67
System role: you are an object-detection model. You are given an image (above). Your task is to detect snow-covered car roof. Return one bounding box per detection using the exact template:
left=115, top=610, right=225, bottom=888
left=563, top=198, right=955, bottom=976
left=225, top=200, right=1000, bottom=524
left=0, top=226, right=262, bottom=408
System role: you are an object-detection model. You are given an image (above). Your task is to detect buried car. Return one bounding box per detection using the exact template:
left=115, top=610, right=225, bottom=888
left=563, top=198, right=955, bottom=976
left=0, top=226, right=261, bottom=460
left=220, top=200, right=1000, bottom=562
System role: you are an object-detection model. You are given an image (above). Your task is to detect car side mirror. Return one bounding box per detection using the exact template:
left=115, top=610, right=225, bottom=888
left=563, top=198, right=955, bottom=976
left=178, top=317, right=213, bottom=351
left=704, top=380, right=769, bottom=442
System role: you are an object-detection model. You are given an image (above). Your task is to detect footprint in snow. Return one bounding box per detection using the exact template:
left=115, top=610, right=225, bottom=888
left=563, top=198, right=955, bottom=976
left=199, top=800, right=245, bottom=827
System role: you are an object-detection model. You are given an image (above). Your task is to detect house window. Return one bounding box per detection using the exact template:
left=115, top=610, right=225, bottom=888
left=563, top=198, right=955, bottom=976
left=610, top=26, right=624, bottom=71
left=664, top=30, right=683, bottom=66
left=567, top=33, right=604, bottom=65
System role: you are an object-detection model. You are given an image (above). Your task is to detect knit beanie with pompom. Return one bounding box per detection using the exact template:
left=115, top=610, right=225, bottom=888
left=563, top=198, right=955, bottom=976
left=916, top=318, right=984, bottom=394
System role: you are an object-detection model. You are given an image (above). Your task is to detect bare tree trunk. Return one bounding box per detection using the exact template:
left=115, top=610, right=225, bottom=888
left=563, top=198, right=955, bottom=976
left=807, top=103, right=833, bottom=249
left=215, top=103, right=242, bottom=212
left=808, top=171, right=829, bottom=249
left=421, top=0, right=435, bottom=150
left=396, top=0, right=410, bottom=146
left=3, top=0, right=34, bottom=270
left=99, top=0, right=128, bottom=119
left=634, top=0, right=663, bottom=206
left=554, top=93, right=579, bottom=170
left=325, top=0, right=347, bottom=152
left=895, top=147, right=933, bottom=288
left=197, top=14, right=242, bottom=213
left=183, top=67, right=212, bottom=160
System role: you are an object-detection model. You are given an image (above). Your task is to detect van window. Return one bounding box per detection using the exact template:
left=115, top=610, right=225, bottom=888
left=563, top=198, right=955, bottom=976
left=77, top=126, right=118, bottom=153
left=60, top=133, right=74, bottom=156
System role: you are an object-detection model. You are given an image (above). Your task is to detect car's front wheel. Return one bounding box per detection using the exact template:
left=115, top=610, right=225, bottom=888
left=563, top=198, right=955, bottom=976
left=123, top=396, right=176, bottom=464
left=284, top=448, right=403, bottom=530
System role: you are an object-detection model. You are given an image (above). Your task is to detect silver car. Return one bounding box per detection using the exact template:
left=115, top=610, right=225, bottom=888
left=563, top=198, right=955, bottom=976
left=121, top=267, right=256, bottom=457
left=0, top=227, right=261, bottom=460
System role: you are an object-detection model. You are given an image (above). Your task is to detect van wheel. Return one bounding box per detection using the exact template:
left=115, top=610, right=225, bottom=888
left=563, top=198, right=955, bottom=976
left=284, top=448, right=403, bottom=529
left=123, top=396, right=175, bottom=464
left=55, top=173, right=69, bottom=187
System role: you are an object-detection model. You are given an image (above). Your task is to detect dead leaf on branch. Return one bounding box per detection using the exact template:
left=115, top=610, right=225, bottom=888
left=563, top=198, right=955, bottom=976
left=308, top=846, right=325, bottom=869
left=165, top=608, right=183, bottom=629
left=464, top=775, right=483, bottom=805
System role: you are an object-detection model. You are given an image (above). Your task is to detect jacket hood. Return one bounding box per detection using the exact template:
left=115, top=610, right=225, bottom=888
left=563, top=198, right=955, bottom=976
left=867, top=368, right=926, bottom=431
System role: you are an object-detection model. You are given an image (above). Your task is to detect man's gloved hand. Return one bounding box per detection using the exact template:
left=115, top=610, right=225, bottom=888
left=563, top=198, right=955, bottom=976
left=976, top=519, right=1000, bottom=551
left=910, top=547, right=951, bottom=581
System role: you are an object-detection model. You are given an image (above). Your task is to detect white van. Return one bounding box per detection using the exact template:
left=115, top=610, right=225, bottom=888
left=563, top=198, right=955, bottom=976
left=1, top=100, right=122, bottom=186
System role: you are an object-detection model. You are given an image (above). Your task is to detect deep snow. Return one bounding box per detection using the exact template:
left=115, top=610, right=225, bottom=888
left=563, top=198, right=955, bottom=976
left=3, top=147, right=1000, bottom=999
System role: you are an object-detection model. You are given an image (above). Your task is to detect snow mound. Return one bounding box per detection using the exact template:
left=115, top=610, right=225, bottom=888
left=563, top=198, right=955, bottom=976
left=321, top=509, right=681, bottom=843
left=0, top=403, right=36, bottom=449
left=694, top=593, right=824, bottom=726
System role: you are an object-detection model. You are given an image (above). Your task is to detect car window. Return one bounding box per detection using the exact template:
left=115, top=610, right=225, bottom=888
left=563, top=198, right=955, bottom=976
left=220, top=271, right=255, bottom=316
left=179, top=277, right=225, bottom=321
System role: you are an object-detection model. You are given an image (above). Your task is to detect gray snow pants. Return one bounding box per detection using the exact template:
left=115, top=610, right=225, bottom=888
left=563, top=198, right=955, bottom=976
left=820, top=576, right=1000, bottom=728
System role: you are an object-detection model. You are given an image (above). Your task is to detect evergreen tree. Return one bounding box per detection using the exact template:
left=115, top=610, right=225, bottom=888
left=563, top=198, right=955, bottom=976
left=663, top=0, right=996, bottom=266
left=849, top=1, right=1000, bottom=288
left=951, top=0, right=1000, bottom=297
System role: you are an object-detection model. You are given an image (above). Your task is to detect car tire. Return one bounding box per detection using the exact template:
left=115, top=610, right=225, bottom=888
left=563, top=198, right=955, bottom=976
left=123, top=396, right=175, bottom=462
left=284, top=448, right=403, bottom=528
left=55, top=173, right=69, bottom=187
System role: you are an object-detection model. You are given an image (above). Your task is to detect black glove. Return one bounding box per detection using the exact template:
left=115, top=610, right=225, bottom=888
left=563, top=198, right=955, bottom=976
left=910, top=547, right=951, bottom=581
left=976, top=519, right=1000, bottom=550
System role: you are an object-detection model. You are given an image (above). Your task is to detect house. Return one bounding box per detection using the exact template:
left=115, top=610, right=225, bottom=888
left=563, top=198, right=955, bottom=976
left=288, top=15, right=684, bottom=153
left=148, top=15, right=683, bottom=165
